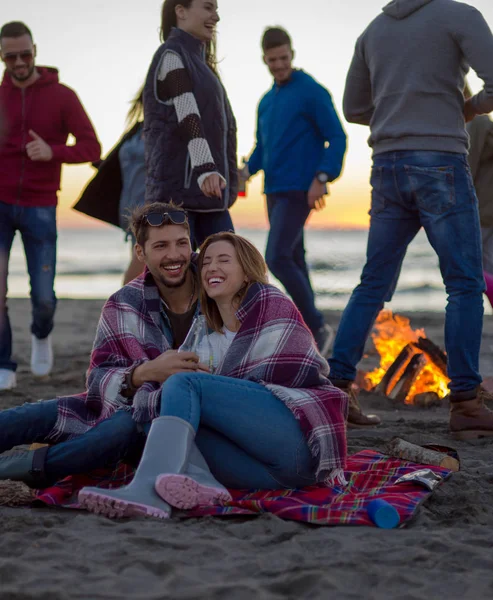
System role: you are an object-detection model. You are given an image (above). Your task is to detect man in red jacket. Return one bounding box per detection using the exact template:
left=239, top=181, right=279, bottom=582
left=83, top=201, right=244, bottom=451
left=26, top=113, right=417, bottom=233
left=0, top=21, right=101, bottom=391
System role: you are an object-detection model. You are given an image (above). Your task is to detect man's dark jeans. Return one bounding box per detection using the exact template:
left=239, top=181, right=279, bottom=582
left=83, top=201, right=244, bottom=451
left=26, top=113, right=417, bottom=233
left=329, top=151, right=485, bottom=394
left=265, top=192, right=324, bottom=333
left=0, top=202, right=58, bottom=371
left=0, top=400, right=142, bottom=485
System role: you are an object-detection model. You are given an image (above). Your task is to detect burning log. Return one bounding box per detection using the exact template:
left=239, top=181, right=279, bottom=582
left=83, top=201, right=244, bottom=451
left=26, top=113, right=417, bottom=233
left=388, top=353, right=427, bottom=404
left=414, top=392, right=442, bottom=409
left=375, top=344, right=416, bottom=397
left=385, top=437, right=460, bottom=472
left=415, top=337, right=448, bottom=377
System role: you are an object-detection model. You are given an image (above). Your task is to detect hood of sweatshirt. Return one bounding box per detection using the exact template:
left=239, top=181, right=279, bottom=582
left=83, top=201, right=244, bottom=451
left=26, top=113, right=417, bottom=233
left=1, top=66, right=59, bottom=89
left=382, top=0, right=434, bottom=19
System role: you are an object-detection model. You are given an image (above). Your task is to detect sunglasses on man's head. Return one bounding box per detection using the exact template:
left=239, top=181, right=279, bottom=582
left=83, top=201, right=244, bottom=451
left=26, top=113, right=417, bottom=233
left=2, top=50, right=34, bottom=66
left=143, top=211, right=188, bottom=227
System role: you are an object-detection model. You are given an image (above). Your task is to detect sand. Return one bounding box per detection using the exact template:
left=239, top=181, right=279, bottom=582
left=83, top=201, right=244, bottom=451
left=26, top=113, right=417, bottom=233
left=1, top=299, right=493, bottom=600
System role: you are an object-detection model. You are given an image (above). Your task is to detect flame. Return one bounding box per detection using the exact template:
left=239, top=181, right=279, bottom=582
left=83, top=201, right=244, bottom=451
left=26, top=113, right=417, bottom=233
left=365, top=310, right=450, bottom=404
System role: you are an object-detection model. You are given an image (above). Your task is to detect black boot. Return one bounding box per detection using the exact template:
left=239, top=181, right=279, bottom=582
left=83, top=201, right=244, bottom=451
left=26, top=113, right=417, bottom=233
left=0, top=446, right=50, bottom=488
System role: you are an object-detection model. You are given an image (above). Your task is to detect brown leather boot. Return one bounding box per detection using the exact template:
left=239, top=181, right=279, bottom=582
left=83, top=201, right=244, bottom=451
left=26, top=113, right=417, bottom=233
left=450, top=386, right=493, bottom=440
left=332, top=380, right=381, bottom=428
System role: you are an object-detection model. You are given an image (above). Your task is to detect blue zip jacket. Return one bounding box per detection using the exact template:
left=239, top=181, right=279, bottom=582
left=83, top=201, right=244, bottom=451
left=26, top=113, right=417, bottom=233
left=247, top=70, right=347, bottom=194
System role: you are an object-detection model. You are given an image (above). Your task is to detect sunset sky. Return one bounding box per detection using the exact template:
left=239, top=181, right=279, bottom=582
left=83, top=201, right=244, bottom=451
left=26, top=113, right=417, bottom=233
left=3, top=0, right=493, bottom=229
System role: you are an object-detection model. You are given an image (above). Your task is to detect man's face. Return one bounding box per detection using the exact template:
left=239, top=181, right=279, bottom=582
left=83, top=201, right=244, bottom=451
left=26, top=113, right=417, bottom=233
left=136, top=224, right=192, bottom=289
left=263, top=44, right=293, bottom=85
left=0, top=34, right=36, bottom=83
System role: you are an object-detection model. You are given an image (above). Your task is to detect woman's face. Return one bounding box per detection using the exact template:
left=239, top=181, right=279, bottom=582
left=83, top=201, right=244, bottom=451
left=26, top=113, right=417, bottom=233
left=201, top=241, right=247, bottom=304
left=177, top=0, right=220, bottom=43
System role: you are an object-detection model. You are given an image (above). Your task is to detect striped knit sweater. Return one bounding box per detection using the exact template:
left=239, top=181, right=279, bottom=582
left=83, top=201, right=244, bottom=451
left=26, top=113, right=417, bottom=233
left=156, top=51, right=224, bottom=189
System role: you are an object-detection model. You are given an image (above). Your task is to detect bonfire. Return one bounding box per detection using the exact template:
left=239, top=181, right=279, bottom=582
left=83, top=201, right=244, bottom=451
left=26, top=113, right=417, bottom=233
left=365, top=311, right=450, bottom=405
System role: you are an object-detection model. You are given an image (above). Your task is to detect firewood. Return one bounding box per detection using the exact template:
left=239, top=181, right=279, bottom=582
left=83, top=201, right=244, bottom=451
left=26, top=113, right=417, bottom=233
left=416, top=337, right=448, bottom=376
left=414, top=391, right=442, bottom=408
left=385, top=437, right=459, bottom=472
left=388, top=353, right=427, bottom=403
left=375, top=343, right=416, bottom=396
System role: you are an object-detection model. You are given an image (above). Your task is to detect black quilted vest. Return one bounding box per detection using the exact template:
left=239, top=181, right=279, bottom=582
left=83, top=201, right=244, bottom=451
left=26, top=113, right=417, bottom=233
left=143, top=28, right=238, bottom=212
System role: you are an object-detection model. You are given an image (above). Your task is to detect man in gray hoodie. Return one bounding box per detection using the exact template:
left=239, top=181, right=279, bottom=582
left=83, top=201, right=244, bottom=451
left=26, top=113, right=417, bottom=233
left=329, top=0, right=493, bottom=438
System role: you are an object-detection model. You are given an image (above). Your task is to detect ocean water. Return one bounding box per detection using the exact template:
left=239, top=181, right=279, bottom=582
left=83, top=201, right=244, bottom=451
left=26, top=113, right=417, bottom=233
left=7, top=226, right=492, bottom=315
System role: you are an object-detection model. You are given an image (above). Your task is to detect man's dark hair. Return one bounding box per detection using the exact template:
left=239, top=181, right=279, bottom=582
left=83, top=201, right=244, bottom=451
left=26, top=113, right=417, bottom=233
left=0, top=22, right=33, bottom=44
left=261, top=27, right=292, bottom=53
left=130, top=201, right=190, bottom=247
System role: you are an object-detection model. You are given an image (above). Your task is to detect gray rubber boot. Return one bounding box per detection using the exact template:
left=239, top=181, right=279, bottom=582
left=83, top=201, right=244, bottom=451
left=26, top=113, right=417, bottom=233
left=0, top=447, right=50, bottom=488
left=78, top=416, right=195, bottom=519
left=155, top=441, right=232, bottom=510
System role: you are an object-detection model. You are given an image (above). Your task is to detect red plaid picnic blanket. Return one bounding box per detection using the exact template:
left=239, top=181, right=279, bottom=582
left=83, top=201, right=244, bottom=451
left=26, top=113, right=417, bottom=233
left=34, top=450, right=451, bottom=527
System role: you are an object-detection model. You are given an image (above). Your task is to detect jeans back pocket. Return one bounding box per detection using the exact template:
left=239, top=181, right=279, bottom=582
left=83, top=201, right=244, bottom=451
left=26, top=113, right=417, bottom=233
left=404, top=165, right=456, bottom=215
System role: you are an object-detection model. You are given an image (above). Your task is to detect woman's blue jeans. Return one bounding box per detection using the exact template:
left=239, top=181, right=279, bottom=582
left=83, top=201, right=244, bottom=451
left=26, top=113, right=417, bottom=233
left=329, top=151, right=485, bottom=394
left=159, top=373, right=317, bottom=490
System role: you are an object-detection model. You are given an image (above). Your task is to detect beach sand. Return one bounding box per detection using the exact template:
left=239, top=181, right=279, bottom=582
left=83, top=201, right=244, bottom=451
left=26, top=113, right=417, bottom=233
left=1, top=299, right=493, bottom=600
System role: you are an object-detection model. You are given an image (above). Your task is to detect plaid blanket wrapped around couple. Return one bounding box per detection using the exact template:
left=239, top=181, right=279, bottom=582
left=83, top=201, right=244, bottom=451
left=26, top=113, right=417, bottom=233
left=47, top=270, right=174, bottom=441
left=214, top=283, right=348, bottom=482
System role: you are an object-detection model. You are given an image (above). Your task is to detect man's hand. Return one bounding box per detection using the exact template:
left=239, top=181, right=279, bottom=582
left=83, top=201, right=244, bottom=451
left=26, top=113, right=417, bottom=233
left=132, top=350, right=210, bottom=387
left=464, top=99, right=477, bottom=124
left=201, top=173, right=226, bottom=198
left=26, top=130, right=54, bottom=162
left=308, top=178, right=329, bottom=211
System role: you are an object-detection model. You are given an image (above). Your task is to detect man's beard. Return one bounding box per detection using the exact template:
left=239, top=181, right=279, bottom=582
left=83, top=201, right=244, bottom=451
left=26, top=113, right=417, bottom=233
left=156, top=262, right=190, bottom=289
left=10, top=64, right=35, bottom=82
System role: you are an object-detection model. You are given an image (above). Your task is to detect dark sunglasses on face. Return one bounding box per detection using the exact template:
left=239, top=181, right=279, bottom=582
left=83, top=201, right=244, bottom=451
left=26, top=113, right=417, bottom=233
left=143, top=211, right=188, bottom=227
left=2, top=50, right=34, bottom=66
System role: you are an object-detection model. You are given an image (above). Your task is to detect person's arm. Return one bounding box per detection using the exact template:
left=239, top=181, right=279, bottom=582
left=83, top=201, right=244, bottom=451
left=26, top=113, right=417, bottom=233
left=50, top=88, right=101, bottom=164
left=155, top=50, right=225, bottom=196
left=309, top=84, right=347, bottom=181
left=454, top=6, right=493, bottom=117
left=343, top=38, right=374, bottom=126
left=467, top=117, right=489, bottom=180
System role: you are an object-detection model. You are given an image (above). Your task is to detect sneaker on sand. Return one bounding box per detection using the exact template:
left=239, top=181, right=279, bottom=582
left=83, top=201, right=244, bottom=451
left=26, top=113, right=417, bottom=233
left=314, top=324, right=335, bottom=357
left=30, top=334, right=53, bottom=377
left=0, top=369, right=16, bottom=391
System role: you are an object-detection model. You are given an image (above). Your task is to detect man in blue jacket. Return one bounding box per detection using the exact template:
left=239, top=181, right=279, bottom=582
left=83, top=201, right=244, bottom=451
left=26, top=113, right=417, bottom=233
left=241, top=27, right=346, bottom=360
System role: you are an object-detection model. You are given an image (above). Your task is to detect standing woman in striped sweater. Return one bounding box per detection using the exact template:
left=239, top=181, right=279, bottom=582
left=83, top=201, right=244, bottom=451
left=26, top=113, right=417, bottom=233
left=143, top=0, right=238, bottom=249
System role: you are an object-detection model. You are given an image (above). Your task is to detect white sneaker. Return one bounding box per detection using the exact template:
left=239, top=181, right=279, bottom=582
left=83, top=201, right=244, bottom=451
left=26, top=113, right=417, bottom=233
left=31, top=334, right=53, bottom=377
left=0, top=369, right=17, bottom=391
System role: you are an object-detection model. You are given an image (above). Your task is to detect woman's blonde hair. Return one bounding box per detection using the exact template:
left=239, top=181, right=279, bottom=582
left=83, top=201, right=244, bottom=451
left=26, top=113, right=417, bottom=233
left=198, top=232, right=268, bottom=332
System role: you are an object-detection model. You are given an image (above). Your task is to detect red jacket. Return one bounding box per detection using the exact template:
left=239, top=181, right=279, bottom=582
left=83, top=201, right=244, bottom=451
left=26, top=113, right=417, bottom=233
left=0, top=66, right=101, bottom=206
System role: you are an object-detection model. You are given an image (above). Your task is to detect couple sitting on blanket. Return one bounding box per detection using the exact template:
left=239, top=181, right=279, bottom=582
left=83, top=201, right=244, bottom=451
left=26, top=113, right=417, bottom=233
left=0, top=202, right=348, bottom=519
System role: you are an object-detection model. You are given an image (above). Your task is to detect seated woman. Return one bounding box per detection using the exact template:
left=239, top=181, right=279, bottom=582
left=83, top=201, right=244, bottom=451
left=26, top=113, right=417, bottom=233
left=79, top=233, right=348, bottom=519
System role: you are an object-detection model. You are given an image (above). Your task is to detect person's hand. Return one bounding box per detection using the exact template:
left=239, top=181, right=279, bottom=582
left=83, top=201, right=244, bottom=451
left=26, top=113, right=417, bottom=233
left=238, top=164, right=250, bottom=180
left=132, top=350, right=210, bottom=387
left=464, top=99, right=477, bottom=124
left=201, top=173, right=226, bottom=198
left=26, top=130, right=54, bottom=162
left=308, top=178, right=329, bottom=211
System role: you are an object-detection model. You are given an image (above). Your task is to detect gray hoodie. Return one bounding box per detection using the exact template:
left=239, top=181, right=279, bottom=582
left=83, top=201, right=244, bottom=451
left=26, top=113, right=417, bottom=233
left=344, top=0, right=493, bottom=155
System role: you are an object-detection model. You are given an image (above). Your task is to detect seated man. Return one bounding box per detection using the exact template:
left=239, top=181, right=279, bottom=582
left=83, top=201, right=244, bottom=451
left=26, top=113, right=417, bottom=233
left=0, top=202, right=206, bottom=488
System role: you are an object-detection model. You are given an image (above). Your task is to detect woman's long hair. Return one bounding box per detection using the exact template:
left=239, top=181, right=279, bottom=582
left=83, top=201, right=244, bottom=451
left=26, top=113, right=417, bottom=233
left=126, top=84, right=144, bottom=129
left=198, top=233, right=269, bottom=332
left=160, top=0, right=218, bottom=73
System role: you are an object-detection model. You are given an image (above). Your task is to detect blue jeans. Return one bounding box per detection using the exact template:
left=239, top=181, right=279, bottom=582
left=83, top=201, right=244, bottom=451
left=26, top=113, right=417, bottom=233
left=0, top=202, right=58, bottom=371
left=266, top=192, right=324, bottom=333
left=329, top=151, right=485, bottom=394
left=159, top=372, right=317, bottom=489
left=186, top=210, right=234, bottom=251
left=0, top=400, right=142, bottom=484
